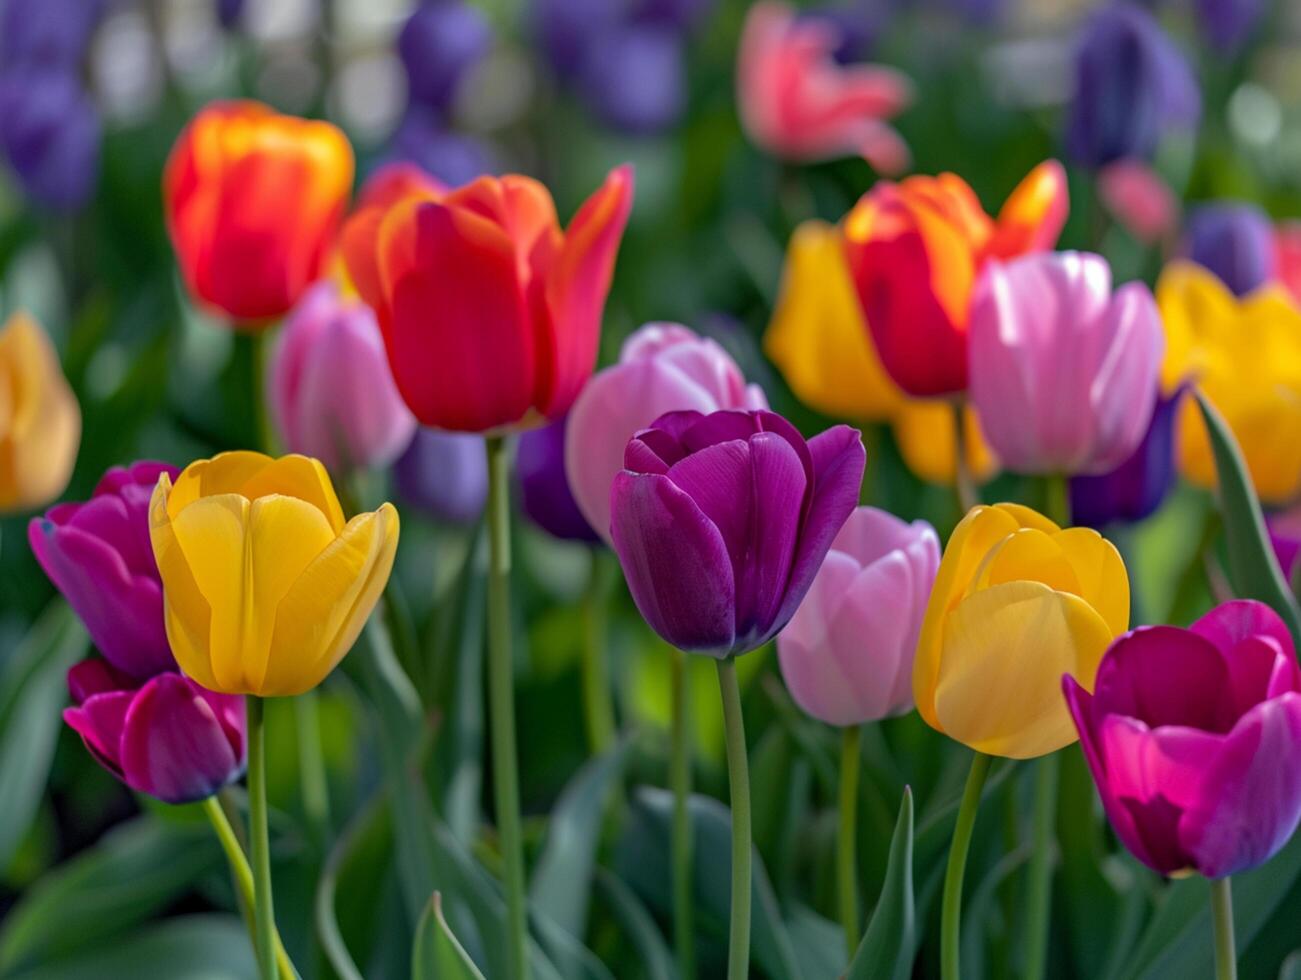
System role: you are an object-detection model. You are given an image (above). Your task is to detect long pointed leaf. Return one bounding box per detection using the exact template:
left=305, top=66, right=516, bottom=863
left=413, top=893, right=487, bottom=980
left=847, top=787, right=915, bottom=980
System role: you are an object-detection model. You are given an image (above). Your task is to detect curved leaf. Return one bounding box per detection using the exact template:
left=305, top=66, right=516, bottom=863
left=413, top=892, right=487, bottom=980
left=847, top=787, right=915, bottom=980
left=594, top=869, right=675, bottom=980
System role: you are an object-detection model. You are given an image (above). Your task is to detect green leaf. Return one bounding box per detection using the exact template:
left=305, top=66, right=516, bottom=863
left=848, top=787, right=915, bottom=980
left=593, top=869, right=675, bottom=980
left=316, top=794, right=386, bottom=980
left=0, top=600, right=87, bottom=870
left=413, top=892, right=487, bottom=980
left=1280, top=951, right=1301, bottom=980
left=1195, top=390, right=1301, bottom=647
left=0, top=816, right=218, bottom=972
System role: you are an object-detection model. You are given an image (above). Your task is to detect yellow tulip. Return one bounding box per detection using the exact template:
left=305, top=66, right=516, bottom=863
left=1157, top=261, right=1301, bottom=503
left=913, top=504, right=1128, bottom=759
left=149, top=451, right=399, bottom=696
left=0, top=312, right=80, bottom=513
left=891, top=399, right=999, bottom=487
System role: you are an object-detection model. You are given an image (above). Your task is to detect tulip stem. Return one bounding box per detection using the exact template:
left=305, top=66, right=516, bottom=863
left=838, top=723, right=862, bottom=959
left=581, top=551, right=616, bottom=754
left=1211, top=877, right=1237, bottom=980
left=247, top=695, right=277, bottom=980
left=942, top=751, right=992, bottom=980
left=201, top=796, right=297, bottom=980
left=952, top=400, right=978, bottom=513
left=1022, top=753, right=1059, bottom=980
left=716, top=657, right=751, bottom=980
left=1045, top=474, right=1071, bottom=528
left=295, top=691, right=330, bottom=848
left=485, top=435, right=529, bottom=980
left=670, top=646, right=695, bottom=980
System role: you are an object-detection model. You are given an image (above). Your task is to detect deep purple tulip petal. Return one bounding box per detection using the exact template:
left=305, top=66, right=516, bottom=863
left=742, top=431, right=808, bottom=641
left=610, top=472, right=737, bottom=654
left=1092, top=626, right=1234, bottom=732
left=666, top=439, right=754, bottom=573
left=63, top=691, right=132, bottom=772
left=66, top=658, right=130, bottom=701
left=393, top=428, right=487, bottom=524
left=517, top=416, right=599, bottom=542
left=1190, top=599, right=1296, bottom=663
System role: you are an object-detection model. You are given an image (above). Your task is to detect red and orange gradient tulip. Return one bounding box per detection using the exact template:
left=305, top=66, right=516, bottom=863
left=164, top=101, right=354, bottom=324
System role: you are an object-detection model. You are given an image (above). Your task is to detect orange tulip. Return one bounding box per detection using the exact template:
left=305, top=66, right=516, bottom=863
left=164, top=100, right=354, bottom=323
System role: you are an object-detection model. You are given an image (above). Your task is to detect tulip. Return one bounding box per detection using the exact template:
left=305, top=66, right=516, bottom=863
left=610, top=408, right=865, bottom=657
left=517, top=416, right=598, bottom=542
left=0, top=68, right=100, bottom=209
left=1097, top=159, right=1179, bottom=245
left=1195, top=0, right=1265, bottom=51
left=29, top=461, right=179, bottom=678
left=164, top=100, right=354, bottom=323
left=388, top=107, right=495, bottom=187
left=969, top=251, right=1164, bottom=476
left=1063, top=600, right=1301, bottom=878
left=778, top=506, right=938, bottom=726
left=579, top=25, right=686, bottom=135
left=1267, top=506, right=1301, bottom=585
left=566, top=322, right=766, bottom=543
left=0, top=312, right=81, bottom=513
left=1180, top=203, right=1275, bottom=298
left=1157, top=261, right=1301, bottom=504
left=148, top=451, right=399, bottom=696
left=1276, top=222, right=1301, bottom=307
left=914, top=503, right=1129, bottom=759
left=736, top=1, right=911, bottom=172
left=393, top=427, right=487, bottom=524
left=843, top=160, right=1068, bottom=397
left=267, top=281, right=416, bottom=474
left=397, top=1, right=492, bottom=112
left=340, top=164, right=633, bottom=433
left=64, top=658, right=246, bottom=804
left=0, top=0, right=103, bottom=66
left=1065, top=3, right=1200, bottom=169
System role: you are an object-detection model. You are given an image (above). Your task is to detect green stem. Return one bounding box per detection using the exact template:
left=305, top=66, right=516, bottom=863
left=250, top=330, right=278, bottom=456
left=941, top=752, right=992, bottom=980
left=1022, top=754, right=1059, bottom=980
left=1044, top=474, right=1071, bottom=528
left=247, top=696, right=277, bottom=980
left=201, top=797, right=297, bottom=980
left=580, top=552, right=616, bottom=754
left=838, top=724, right=862, bottom=959
left=716, top=658, right=751, bottom=980
left=670, top=647, right=695, bottom=980
left=952, top=399, right=978, bottom=513
left=1211, top=877, right=1237, bottom=980
left=485, top=436, right=528, bottom=980
left=295, top=691, right=330, bottom=847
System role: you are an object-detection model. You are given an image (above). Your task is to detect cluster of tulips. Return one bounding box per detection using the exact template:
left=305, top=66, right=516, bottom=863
left=3, top=58, right=1301, bottom=980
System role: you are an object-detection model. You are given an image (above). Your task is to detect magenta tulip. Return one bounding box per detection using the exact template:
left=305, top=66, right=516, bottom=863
left=565, top=322, right=766, bottom=543
left=268, top=280, right=416, bottom=474
left=29, top=461, right=178, bottom=678
left=1267, top=506, right=1301, bottom=584
left=969, top=251, right=1164, bottom=475
left=1064, top=601, right=1301, bottom=878
left=64, top=658, right=247, bottom=804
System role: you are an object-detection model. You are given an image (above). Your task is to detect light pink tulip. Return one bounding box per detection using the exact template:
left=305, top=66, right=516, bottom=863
left=268, top=281, right=417, bottom=473
left=565, top=322, right=766, bottom=543
left=777, top=507, right=939, bottom=726
left=968, top=251, right=1164, bottom=476
left=736, top=1, right=912, bottom=172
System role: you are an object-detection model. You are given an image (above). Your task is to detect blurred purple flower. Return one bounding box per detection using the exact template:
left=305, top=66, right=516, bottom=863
left=533, top=0, right=622, bottom=77
left=1195, top=0, right=1265, bottom=52
left=517, top=416, right=599, bottom=543
left=1180, top=203, right=1276, bottom=297
left=394, top=428, right=488, bottom=525
left=217, top=0, right=244, bottom=30
left=0, top=0, right=103, bottom=67
left=578, top=26, right=685, bottom=135
left=398, top=1, right=493, bottom=112
left=0, top=68, right=100, bottom=209
left=389, top=107, right=493, bottom=186
left=632, top=0, right=715, bottom=31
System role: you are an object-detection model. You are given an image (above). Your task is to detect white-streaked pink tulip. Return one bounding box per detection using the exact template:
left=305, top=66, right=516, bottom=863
left=777, top=507, right=939, bottom=726
left=968, top=251, right=1164, bottom=476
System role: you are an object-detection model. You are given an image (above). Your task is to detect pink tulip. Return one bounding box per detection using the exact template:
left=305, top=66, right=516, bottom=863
left=777, top=507, right=938, bottom=726
left=268, top=281, right=417, bottom=474
left=736, top=1, right=911, bottom=172
left=968, top=251, right=1164, bottom=476
left=565, top=323, right=766, bottom=544
left=1097, top=160, right=1179, bottom=245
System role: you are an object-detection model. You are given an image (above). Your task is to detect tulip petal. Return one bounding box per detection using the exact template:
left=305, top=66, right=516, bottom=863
left=1086, top=282, right=1164, bottom=473
left=778, top=550, right=867, bottom=725
left=666, top=439, right=754, bottom=586
left=149, top=477, right=219, bottom=691
left=971, top=528, right=1082, bottom=597
left=1053, top=527, right=1130, bottom=637
left=1092, top=625, right=1233, bottom=731
left=67, top=659, right=131, bottom=702
left=64, top=691, right=132, bottom=773
left=1190, top=598, right=1295, bottom=662
left=744, top=430, right=808, bottom=641
left=987, top=159, right=1068, bottom=259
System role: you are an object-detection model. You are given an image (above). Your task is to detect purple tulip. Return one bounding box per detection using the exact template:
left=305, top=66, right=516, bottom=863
left=398, top=1, right=493, bottom=112
left=216, top=0, right=244, bottom=29
left=517, top=416, right=599, bottom=543
left=1180, top=203, right=1276, bottom=297
left=64, top=658, right=247, bottom=804
left=1064, top=600, right=1301, bottom=878
left=389, top=107, right=494, bottom=186
left=1069, top=387, right=1184, bottom=528
left=578, top=25, right=685, bottom=135
left=1065, top=3, right=1200, bottom=169
left=393, top=427, right=488, bottom=525
left=1267, top=507, right=1301, bottom=585
left=0, top=68, right=100, bottom=209
left=533, top=0, right=622, bottom=78
left=778, top=507, right=938, bottom=725
left=0, top=0, right=103, bottom=67
left=633, top=0, right=716, bottom=31
left=29, top=462, right=179, bottom=679
left=611, top=409, right=865, bottom=657
left=1195, top=0, right=1265, bottom=52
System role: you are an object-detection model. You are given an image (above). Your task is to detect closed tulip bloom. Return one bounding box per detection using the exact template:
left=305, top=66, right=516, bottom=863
left=610, top=409, right=866, bottom=657
left=29, top=461, right=179, bottom=678
left=843, top=161, right=1068, bottom=397
left=1064, top=601, right=1301, bottom=878
left=778, top=507, right=938, bottom=725
left=0, top=312, right=80, bottom=513
left=566, top=322, right=766, bottom=543
left=0, top=69, right=100, bottom=210
left=579, top=25, right=686, bottom=135
left=737, top=1, right=911, bottom=172
left=341, top=164, right=633, bottom=433
left=517, top=416, right=598, bottom=542
left=64, top=658, right=246, bottom=804
left=393, top=428, right=487, bottom=524
left=148, top=452, right=399, bottom=696
left=1097, top=159, right=1179, bottom=245
left=397, top=0, right=492, bottom=111
left=969, top=251, right=1164, bottom=475
left=915, top=503, right=1129, bottom=759
left=1180, top=203, right=1275, bottom=298
left=268, top=281, right=416, bottom=474
left=1195, top=0, right=1265, bottom=52
left=164, top=101, right=354, bottom=323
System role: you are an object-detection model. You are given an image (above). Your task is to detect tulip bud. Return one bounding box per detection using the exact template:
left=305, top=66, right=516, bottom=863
left=64, top=658, right=246, bottom=804
left=1065, top=601, right=1301, bottom=878
left=0, top=69, right=100, bottom=210
left=778, top=507, right=938, bottom=726
left=1180, top=203, right=1276, bottom=298
left=393, top=428, right=487, bottom=524
left=579, top=26, right=685, bottom=135
left=517, top=416, right=598, bottom=542
left=610, top=409, right=865, bottom=657
left=397, top=1, right=492, bottom=112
